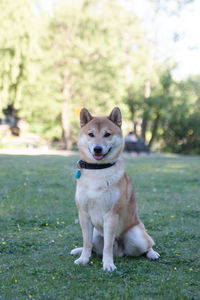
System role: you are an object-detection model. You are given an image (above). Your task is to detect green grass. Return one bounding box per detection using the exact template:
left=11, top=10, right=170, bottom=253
left=0, top=153, right=199, bottom=300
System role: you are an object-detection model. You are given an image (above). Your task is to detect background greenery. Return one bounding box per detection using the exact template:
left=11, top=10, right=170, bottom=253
left=0, top=154, right=199, bottom=299
left=0, top=0, right=200, bottom=153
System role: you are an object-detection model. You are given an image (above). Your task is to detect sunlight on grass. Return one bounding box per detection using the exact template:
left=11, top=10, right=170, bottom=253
left=0, top=154, right=199, bottom=299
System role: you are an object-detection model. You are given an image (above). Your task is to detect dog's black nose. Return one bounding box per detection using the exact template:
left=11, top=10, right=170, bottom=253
left=94, top=146, right=103, bottom=154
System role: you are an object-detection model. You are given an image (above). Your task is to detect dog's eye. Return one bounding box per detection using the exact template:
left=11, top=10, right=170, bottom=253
left=104, top=132, right=111, bottom=137
left=88, top=132, right=94, bottom=137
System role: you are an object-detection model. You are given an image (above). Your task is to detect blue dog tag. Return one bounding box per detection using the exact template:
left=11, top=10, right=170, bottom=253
left=75, top=169, right=81, bottom=179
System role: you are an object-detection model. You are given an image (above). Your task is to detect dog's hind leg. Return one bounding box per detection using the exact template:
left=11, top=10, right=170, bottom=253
left=113, top=239, right=124, bottom=257
left=70, top=247, right=83, bottom=256
left=92, top=228, right=104, bottom=255
left=146, top=247, right=160, bottom=260
left=123, top=224, right=160, bottom=259
left=70, top=228, right=104, bottom=257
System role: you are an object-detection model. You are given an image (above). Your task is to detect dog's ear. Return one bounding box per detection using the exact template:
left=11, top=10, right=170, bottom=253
left=80, top=108, right=93, bottom=127
left=108, top=107, right=122, bottom=127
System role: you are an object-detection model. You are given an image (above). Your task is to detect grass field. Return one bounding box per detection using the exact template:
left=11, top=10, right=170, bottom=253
left=0, top=153, right=199, bottom=300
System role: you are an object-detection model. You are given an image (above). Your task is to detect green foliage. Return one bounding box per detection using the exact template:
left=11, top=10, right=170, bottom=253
left=40, top=0, right=140, bottom=143
left=0, top=0, right=199, bottom=153
left=161, top=76, right=200, bottom=154
left=0, top=0, right=36, bottom=115
left=0, top=154, right=199, bottom=299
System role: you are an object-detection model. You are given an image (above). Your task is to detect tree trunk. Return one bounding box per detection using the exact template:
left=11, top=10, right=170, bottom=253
left=141, top=113, right=148, bottom=141
left=148, top=112, right=160, bottom=148
left=133, top=121, right=138, bottom=136
left=61, top=70, right=72, bottom=149
left=61, top=99, right=71, bottom=149
left=141, top=78, right=151, bottom=142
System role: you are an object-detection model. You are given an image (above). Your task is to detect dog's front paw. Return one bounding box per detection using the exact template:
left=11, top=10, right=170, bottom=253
left=146, top=248, right=160, bottom=260
left=74, top=257, right=89, bottom=265
left=103, top=262, right=117, bottom=272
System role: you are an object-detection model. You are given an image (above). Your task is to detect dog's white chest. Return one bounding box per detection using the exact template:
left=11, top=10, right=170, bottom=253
left=75, top=167, right=122, bottom=233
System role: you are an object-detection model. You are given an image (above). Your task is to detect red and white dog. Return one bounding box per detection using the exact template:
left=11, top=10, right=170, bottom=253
left=71, top=107, right=160, bottom=271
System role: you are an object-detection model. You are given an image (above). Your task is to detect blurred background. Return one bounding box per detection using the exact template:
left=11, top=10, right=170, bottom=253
left=0, top=0, right=200, bottom=154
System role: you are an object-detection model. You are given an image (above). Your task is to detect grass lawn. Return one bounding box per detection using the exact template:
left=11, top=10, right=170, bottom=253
left=0, top=153, right=199, bottom=300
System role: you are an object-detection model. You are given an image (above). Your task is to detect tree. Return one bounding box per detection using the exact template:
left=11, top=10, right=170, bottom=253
left=41, top=0, right=141, bottom=148
left=0, top=0, right=36, bottom=116
left=161, top=75, right=200, bottom=154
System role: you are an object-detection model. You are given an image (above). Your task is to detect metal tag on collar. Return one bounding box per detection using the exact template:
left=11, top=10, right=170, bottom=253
left=75, top=161, right=81, bottom=179
left=75, top=169, right=81, bottom=179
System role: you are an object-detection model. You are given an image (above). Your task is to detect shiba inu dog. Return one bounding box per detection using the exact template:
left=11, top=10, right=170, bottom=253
left=71, top=107, right=160, bottom=271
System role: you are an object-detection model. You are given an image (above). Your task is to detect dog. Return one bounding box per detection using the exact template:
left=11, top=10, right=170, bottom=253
left=71, top=107, right=160, bottom=271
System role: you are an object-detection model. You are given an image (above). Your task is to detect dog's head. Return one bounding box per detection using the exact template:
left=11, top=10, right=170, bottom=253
left=78, top=107, right=124, bottom=163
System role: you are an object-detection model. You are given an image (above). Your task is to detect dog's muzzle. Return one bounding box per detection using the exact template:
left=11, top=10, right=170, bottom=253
left=92, top=146, right=112, bottom=160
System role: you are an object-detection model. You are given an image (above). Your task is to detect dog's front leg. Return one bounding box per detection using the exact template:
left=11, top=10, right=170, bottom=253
left=103, top=213, right=119, bottom=271
left=74, top=210, right=93, bottom=266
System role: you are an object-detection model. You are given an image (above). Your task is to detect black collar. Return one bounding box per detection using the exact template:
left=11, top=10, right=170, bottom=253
left=78, top=160, right=115, bottom=170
